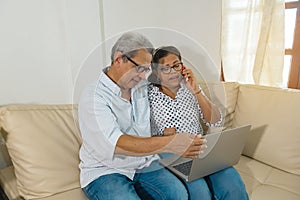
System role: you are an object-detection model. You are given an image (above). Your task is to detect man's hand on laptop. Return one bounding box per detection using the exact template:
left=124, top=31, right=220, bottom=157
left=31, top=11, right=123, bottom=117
left=165, top=133, right=207, bottom=158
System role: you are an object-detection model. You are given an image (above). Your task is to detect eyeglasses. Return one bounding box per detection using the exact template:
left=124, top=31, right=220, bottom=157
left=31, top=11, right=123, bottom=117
left=158, top=62, right=183, bottom=74
left=123, top=55, right=151, bottom=73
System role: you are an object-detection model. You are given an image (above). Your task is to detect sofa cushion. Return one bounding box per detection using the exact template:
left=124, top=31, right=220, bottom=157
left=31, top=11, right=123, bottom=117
left=0, top=105, right=82, bottom=199
left=200, top=82, right=239, bottom=130
left=219, top=82, right=239, bottom=129
left=34, top=188, right=88, bottom=200
left=233, top=84, right=300, bottom=175
left=235, top=156, right=300, bottom=200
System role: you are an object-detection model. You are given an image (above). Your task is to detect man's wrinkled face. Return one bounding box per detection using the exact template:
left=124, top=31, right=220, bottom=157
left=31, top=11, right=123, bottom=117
left=118, top=49, right=152, bottom=90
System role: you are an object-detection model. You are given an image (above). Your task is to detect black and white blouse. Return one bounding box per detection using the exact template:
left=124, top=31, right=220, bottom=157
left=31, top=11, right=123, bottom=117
left=148, top=83, right=222, bottom=136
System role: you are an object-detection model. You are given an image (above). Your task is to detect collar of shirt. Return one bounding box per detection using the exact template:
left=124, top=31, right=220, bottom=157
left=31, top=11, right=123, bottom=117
left=150, top=82, right=187, bottom=100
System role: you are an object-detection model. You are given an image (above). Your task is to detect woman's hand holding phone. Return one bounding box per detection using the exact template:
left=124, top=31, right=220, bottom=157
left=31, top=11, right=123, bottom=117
left=181, top=66, right=198, bottom=94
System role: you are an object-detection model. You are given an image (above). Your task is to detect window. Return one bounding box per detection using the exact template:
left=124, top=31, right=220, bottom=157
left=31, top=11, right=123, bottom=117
left=285, top=0, right=300, bottom=89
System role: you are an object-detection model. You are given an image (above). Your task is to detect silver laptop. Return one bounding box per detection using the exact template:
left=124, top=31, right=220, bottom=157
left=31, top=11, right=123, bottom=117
left=159, top=125, right=251, bottom=182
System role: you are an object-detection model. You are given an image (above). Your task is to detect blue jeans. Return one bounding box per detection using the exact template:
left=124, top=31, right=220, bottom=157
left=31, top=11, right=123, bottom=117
left=83, top=161, right=188, bottom=200
left=159, top=153, right=248, bottom=200
left=183, top=167, right=249, bottom=200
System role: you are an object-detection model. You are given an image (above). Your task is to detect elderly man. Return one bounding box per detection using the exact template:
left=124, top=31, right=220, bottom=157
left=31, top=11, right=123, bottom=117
left=78, top=32, right=206, bottom=200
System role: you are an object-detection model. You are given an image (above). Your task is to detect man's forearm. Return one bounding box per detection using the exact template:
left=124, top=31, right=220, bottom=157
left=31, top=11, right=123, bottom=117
left=115, top=133, right=206, bottom=159
left=115, top=134, right=174, bottom=156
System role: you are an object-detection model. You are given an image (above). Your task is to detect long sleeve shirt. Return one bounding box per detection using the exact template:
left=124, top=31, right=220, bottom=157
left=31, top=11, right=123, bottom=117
left=78, top=68, right=158, bottom=188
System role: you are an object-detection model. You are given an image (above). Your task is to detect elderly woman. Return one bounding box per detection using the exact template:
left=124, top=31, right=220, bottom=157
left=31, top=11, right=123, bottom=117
left=148, top=46, right=249, bottom=200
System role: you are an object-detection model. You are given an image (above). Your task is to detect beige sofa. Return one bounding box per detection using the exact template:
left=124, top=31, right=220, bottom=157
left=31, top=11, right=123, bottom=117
left=0, top=82, right=299, bottom=200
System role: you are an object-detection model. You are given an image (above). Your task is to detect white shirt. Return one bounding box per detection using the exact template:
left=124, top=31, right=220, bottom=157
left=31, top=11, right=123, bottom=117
left=78, top=68, right=158, bottom=188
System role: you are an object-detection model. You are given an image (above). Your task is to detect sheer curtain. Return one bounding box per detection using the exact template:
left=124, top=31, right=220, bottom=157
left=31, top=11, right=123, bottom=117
left=221, top=0, right=285, bottom=87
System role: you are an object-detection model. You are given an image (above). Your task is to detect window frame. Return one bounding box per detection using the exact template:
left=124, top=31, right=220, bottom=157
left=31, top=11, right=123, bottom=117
left=286, top=0, right=300, bottom=89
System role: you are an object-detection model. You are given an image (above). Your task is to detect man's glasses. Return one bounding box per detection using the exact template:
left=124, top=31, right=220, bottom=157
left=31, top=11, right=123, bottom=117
left=158, top=62, right=183, bottom=74
left=123, top=55, right=151, bottom=73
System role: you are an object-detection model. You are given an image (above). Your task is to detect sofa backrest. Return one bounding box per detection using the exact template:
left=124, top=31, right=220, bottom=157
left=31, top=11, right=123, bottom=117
left=200, top=82, right=240, bottom=130
left=233, top=84, right=300, bottom=175
left=0, top=104, right=81, bottom=199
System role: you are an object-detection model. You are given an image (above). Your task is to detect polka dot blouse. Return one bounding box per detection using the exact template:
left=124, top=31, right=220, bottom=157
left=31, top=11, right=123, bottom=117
left=148, top=83, right=222, bottom=136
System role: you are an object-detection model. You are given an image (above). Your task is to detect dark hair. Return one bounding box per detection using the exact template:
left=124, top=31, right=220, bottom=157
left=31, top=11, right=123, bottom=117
left=148, top=46, right=182, bottom=85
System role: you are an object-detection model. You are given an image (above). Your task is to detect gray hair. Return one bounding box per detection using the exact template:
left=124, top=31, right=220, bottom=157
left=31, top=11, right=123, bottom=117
left=110, top=32, right=154, bottom=62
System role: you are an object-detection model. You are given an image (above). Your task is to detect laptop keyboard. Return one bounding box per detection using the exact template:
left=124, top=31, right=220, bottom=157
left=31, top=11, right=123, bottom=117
left=173, top=160, right=193, bottom=176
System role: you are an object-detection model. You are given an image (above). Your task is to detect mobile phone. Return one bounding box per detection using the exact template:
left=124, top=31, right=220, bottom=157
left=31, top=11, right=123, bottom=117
left=181, top=65, right=188, bottom=81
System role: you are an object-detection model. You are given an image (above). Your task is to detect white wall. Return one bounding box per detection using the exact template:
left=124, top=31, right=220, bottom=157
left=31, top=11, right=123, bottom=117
left=101, top=0, right=221, bottom=67
left=0, top=0, right=102, bottom=105
left=0, top=0, right=221, bottom=105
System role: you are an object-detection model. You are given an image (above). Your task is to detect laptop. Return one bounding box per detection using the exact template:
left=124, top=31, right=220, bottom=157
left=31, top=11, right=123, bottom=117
left=159, top=124, right=251, bottom=182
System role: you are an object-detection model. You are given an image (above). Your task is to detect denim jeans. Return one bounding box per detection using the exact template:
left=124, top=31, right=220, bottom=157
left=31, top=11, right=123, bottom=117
left=184, top=167, right=249, bottom=200
left=159, top=153, right=249, bottom=200
left=83, top=160, right=188, bottom=200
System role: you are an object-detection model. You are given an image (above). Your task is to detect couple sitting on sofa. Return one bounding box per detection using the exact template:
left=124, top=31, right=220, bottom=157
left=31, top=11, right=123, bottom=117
left=78, top=31, right=248, bottom=200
